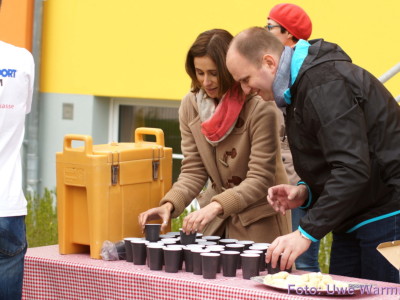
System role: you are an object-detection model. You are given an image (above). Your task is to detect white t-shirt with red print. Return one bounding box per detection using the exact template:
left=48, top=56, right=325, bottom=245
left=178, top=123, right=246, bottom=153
left=0, top=41, right=34, bottom=217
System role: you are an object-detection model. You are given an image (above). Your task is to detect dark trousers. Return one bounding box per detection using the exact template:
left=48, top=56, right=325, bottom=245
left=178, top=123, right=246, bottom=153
left=330, top=214, right=400, bottom=283
left=0, top=216, right=27, bottom=300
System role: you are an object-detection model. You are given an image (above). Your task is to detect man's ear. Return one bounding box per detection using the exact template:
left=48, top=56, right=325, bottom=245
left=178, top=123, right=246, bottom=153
left=262, top=54, right=279, bottom=73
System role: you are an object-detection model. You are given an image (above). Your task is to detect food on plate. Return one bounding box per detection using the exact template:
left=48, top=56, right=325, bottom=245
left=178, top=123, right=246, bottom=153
left=263, top=271, right=349, bottom=290
left=271, top=271, right=290, bottom=279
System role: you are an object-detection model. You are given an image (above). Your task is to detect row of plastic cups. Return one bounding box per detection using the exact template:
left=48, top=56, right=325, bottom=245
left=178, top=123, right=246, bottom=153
left=124, top=237, right=269, bottom=264
left=188, top=243, right=289, bottom=277
left=123, top=235, right=287, bottom=274
left=188, top=246, right=262, bottom=279
left=134, top=227, right=257, bottom=247
left=144, top=225, right=205, bottom=243
left=194, top=250, right=260, bottom=279
left=141, top=224, right=261, bottom=248
left=144, top=224, right=247, bottom=247
left=147, top=243, right=261, bottom=279
left=127, top=240, right=274, bottom=279
left=153, top=234, right=261, bottom=251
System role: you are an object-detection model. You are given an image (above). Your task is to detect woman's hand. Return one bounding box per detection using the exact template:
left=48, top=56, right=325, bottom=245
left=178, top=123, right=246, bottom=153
left=138, top=202, right=173, bottom=232
left=182, top=201, right=223, bottom=233
left=267, top=184, right=308, bottom=215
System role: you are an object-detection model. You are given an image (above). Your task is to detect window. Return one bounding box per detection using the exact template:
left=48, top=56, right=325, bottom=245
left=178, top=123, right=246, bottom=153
left=113, top=98, right=182, bottom=182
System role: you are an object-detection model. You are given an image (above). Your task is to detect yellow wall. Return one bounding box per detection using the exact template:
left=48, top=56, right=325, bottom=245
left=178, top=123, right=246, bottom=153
left=0, top=0, right=34, bottom=51
left=40, top=0, right=399, bottom=100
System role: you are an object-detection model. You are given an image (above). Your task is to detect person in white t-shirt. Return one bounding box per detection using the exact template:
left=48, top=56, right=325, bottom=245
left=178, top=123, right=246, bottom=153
left=0, top=1, right=35, bottom=298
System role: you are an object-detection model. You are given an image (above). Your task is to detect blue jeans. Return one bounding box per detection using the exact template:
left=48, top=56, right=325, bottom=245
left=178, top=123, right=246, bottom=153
left=330, top=214, right=400, bottom=283
left=292, top=208, right=320, bottom=272
left=0, top=216, right=27, bottom=300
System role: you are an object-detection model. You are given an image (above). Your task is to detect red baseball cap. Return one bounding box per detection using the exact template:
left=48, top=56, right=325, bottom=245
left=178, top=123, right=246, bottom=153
left=268, top=3, right=312, bottom=40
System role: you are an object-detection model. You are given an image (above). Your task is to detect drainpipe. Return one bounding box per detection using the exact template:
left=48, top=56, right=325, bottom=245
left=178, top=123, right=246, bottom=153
left=24, top=0, right=43, bottom=195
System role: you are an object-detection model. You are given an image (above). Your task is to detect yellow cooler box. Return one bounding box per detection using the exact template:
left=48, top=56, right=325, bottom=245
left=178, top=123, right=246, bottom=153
left=56, top=127, right=172, bottom=259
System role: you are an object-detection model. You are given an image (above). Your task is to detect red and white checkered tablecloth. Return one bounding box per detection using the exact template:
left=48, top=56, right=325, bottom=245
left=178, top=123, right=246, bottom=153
left=22, top=245, right=400, bottom=300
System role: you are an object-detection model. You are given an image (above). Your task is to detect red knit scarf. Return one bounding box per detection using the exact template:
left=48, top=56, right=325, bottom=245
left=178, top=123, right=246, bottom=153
left=201, top=83, right=245, bottom=143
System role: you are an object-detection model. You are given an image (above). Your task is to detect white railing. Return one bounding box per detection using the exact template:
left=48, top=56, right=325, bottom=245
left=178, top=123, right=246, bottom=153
left=378, top=63, right=400, bottom=102
left=172, top=154, right=184, bottom=160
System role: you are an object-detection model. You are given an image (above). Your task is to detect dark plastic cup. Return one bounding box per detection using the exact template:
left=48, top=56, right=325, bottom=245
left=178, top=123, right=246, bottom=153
left=163, top=246, right=182, bottom=273
left=206, top=245, right=225, bottom=252
left=241, top=253, right=260, bottom=279
left=207, top=246, right=225, bottom=273
left=225, top=243, right=245, bottom=252
left=251, top=243, right=271, bottom=248
left=131, top=240, right=148, bottom=265
left=195, top=239, right=207, bottom=244
left=191, top=248, right=210, bottom=275
left=146, top=242, right=164, bottom=267
left=266, top=254, right=292, bottom=274
left=250, top=243, right=270, bottom=272
left=147, top=243, right=164, bottom=270
left=124, top=237, right=143, bottom=262
left=145, top=224, right=161, bottom=242
left=114, top=240, right=126, bottom=260
left=203, top=236, right=221, bottom=243
left=201, top=253, right=220, bottom=279
left=183, top=247, right=194, bottom=272
left=221, top=250, right=240, bottom=277
left=167, top=245, right=184, bottom=270
left=183, top=245, right=203, bottom=272
left=165, top=231, right=180, bottom=238
left=161, top=238, right=178, bottom=245
left=179, top=229, right=197, bottom=245
left=218, top=238, right=238, bottom=246
left=186, top=244, right=204, bottom=249
left=244, top=250, right=264, bottom=272
left=225, top=243, right=245, bottom=269
left=197, top=241, right=217, bottom=246
left=237, top=240, right=254, bottom=251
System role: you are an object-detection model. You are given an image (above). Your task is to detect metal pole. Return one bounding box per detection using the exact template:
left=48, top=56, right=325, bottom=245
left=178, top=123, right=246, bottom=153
left=24, top=0, right=43, bottom=195
left=378, top=63, right=400, bottom=83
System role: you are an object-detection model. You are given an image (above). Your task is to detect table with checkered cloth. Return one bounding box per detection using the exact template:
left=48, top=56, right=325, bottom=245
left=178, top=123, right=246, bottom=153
left=22, top=245, right=400, bottom=300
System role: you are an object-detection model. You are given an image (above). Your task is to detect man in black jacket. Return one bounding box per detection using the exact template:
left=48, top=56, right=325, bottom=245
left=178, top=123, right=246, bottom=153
left=226, top=27, right=400, bottom=282
left=265, top=3, right=320, bottom=273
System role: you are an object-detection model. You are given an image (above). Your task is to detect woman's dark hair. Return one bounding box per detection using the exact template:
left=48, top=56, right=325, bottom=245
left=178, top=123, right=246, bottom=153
left=185, top=29, right=235, bottom=98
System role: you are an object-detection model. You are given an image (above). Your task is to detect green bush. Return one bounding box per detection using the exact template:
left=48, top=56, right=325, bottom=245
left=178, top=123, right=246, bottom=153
left=171, top=205, right=196, bottom=232
left=318, top=232, right=332, bottom=273
left=25, top=189, right=58, bottom=248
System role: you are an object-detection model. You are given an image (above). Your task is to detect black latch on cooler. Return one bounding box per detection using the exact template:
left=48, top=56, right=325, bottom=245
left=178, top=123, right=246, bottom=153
left=111, top=151, right=120, bottom=185
left=111, top=165, right=119, bottom=185
left=152, top=147, right=161, bottom=180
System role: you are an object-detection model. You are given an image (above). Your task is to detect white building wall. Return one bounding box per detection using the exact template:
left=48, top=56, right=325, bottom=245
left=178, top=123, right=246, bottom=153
left=38, top=93, right=110, bottom=192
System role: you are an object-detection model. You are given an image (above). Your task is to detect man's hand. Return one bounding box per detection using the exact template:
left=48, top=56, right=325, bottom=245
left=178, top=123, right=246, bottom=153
left=265, top=230, right=312, bottom=270
left=182, top=201, right=223, bottom=233
left=267, top=184, right=308, bottom=215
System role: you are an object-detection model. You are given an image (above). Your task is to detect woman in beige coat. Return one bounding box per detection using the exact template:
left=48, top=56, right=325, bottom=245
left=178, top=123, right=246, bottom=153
left=139, top=29, right=290, bottom=242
